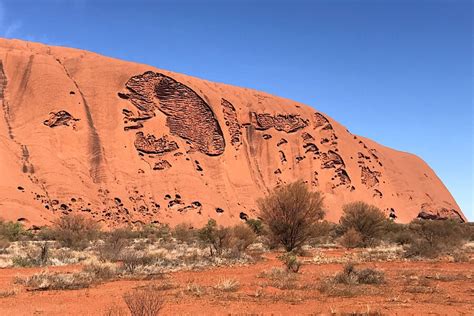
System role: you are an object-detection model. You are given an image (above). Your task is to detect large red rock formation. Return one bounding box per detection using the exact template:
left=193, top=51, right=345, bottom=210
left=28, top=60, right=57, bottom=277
left=0, top=39, right=466, bottom=227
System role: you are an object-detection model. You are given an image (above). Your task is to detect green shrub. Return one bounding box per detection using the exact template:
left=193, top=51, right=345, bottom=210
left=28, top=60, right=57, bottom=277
left=278, top=252, right=301, bottom=273
left=246, top=219, right=264, bottom=235
left=339, top=202, right=387, bottom=247
left=0, top=220, right=25, bottom=241
left=258, top=181, right=325, bottom=252
left=198, top=219, right=231, bottom=256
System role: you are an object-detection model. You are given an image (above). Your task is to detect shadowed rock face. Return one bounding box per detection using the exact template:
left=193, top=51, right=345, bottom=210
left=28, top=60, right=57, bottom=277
left=0, top=39, right=466, bottom=228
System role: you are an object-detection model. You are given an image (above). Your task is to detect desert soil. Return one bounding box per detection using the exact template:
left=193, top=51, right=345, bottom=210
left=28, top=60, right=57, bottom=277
left=0, top=249, right=472, bottom=315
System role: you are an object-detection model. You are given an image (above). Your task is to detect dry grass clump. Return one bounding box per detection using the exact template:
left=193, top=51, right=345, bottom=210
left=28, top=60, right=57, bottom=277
left=334, top=263, right=385, bottom=285
left=185, top=281, right=206, bottom=297
left=215, top=278, right=240, bottom=292
left=12, top=242, right=50, bottom=267
left=258, top=267, right=299, bottom=290
left=82, top=259, right=119, bottom=281
left=0, top=287, right=17, bottom=298
left=123, top=286, right=165, bottom=316
left=319, top=263, right=385, bottom=297
left=16, top=270, right=94, bottom=290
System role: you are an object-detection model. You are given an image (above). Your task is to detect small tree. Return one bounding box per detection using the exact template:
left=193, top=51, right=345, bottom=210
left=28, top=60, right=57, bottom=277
left=339, top=201, right=387, bottom=247
left=258, top=181, right=325, bottom=252
left=198, top=219, right=231, bottom=256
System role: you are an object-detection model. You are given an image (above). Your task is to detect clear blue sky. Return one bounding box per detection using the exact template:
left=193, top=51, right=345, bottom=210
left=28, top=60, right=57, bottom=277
left=1, top=0, right=472, bottom=220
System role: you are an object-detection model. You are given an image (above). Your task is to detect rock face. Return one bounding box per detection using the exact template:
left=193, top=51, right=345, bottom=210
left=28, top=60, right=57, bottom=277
left=0, top=39, right=466, bottom=227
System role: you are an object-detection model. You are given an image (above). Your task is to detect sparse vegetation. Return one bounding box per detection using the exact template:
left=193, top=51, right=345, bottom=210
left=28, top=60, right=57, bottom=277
left=258, top=181, right=325, bottom=252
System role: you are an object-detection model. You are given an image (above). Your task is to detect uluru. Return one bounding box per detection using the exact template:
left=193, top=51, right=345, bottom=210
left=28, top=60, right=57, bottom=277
left=0, top=38, right=466, bottom=227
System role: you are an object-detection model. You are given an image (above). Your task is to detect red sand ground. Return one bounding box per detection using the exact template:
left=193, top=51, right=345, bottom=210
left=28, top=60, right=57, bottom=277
left=0, top=250, right=472, bottom=315
left=0, top=38, right=466, bottom=229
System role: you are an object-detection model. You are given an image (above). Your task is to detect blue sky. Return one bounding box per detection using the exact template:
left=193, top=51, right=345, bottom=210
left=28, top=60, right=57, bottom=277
left=1, top=0, right=472, bottom=220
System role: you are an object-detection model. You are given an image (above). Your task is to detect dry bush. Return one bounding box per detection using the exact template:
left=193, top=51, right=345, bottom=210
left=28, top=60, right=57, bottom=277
left=308, top=220, right=338, bottom=246
left=278, top=252, right=301, bottom=273
left=0, top=287, right=17, bottom=298
left=452, top=251, right=469, bottom=262
left=120, top=250, right=154, bottom=274
left=258, top=181, right=325, bottom=252
left=103, top=306, right=128, bottom=316
left=172, top=223, right=197, bottom=244
left=340, top=228, right=363, bottom=248
left=123, top=287, right=165, bottom=316
left=185, top=282, right=205, bottom=297
left=404, top=220, right=469, bottom=258
left=258, top=267, right=299, bottom=290
left=12, top=242, right=50, bottom=267
left=339, top=202, right=387, bottom=247
left=334, top=263, right=385, bottom=285
left=50, top=214, right=100, bottom=249
left=0, top=219, right=25, bottom=241
left=82, top=260, right=118, bottom=281
left=214, top=278, right=240, bottom=292
left=0, top=238, right=10, bottom=253
left=198, top=219, right=232, bottom=256
left=98, top=228, right=131, bottom=262
left=18, top=270, right=93, bottom=290
left=229, top=224, right=256, bottom=257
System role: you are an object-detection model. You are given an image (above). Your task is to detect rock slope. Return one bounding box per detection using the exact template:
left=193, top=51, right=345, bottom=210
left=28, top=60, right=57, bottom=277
left=0, top=39, right=466, bottom=227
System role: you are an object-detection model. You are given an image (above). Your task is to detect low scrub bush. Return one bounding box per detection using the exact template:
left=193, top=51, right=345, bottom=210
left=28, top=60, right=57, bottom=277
left=49, top=214, right=100, bottom=249
left=172, top=223, right=197, bottom=244
left=214, top=278, right=240, bottom=292
left=0, top=220, right=25, bottom=241
left=246, top=219, right=264, bottom=235
left=0, top=238, right=10, bottom=253
left=334, top=263, right=385, bottom=285
left=229, top=224, right=256, bottom=257
left=121, top=250, right=155, bottom=274
left=338, top=202, right=387, bottom=247
left=123, top=287, right=165, bottom=316
left=98, top=228, right=130, bottom=262
left=12, top=243, right=50, bottom=267
left=198, top=219, right=232, bottom=256
left=17, top=270, right=93, bottom=290
left=405, top=220, right=468, bottom=258
left=278, top=252, right=301, bottom=273
left=340, top=228, right=363, bottom=248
